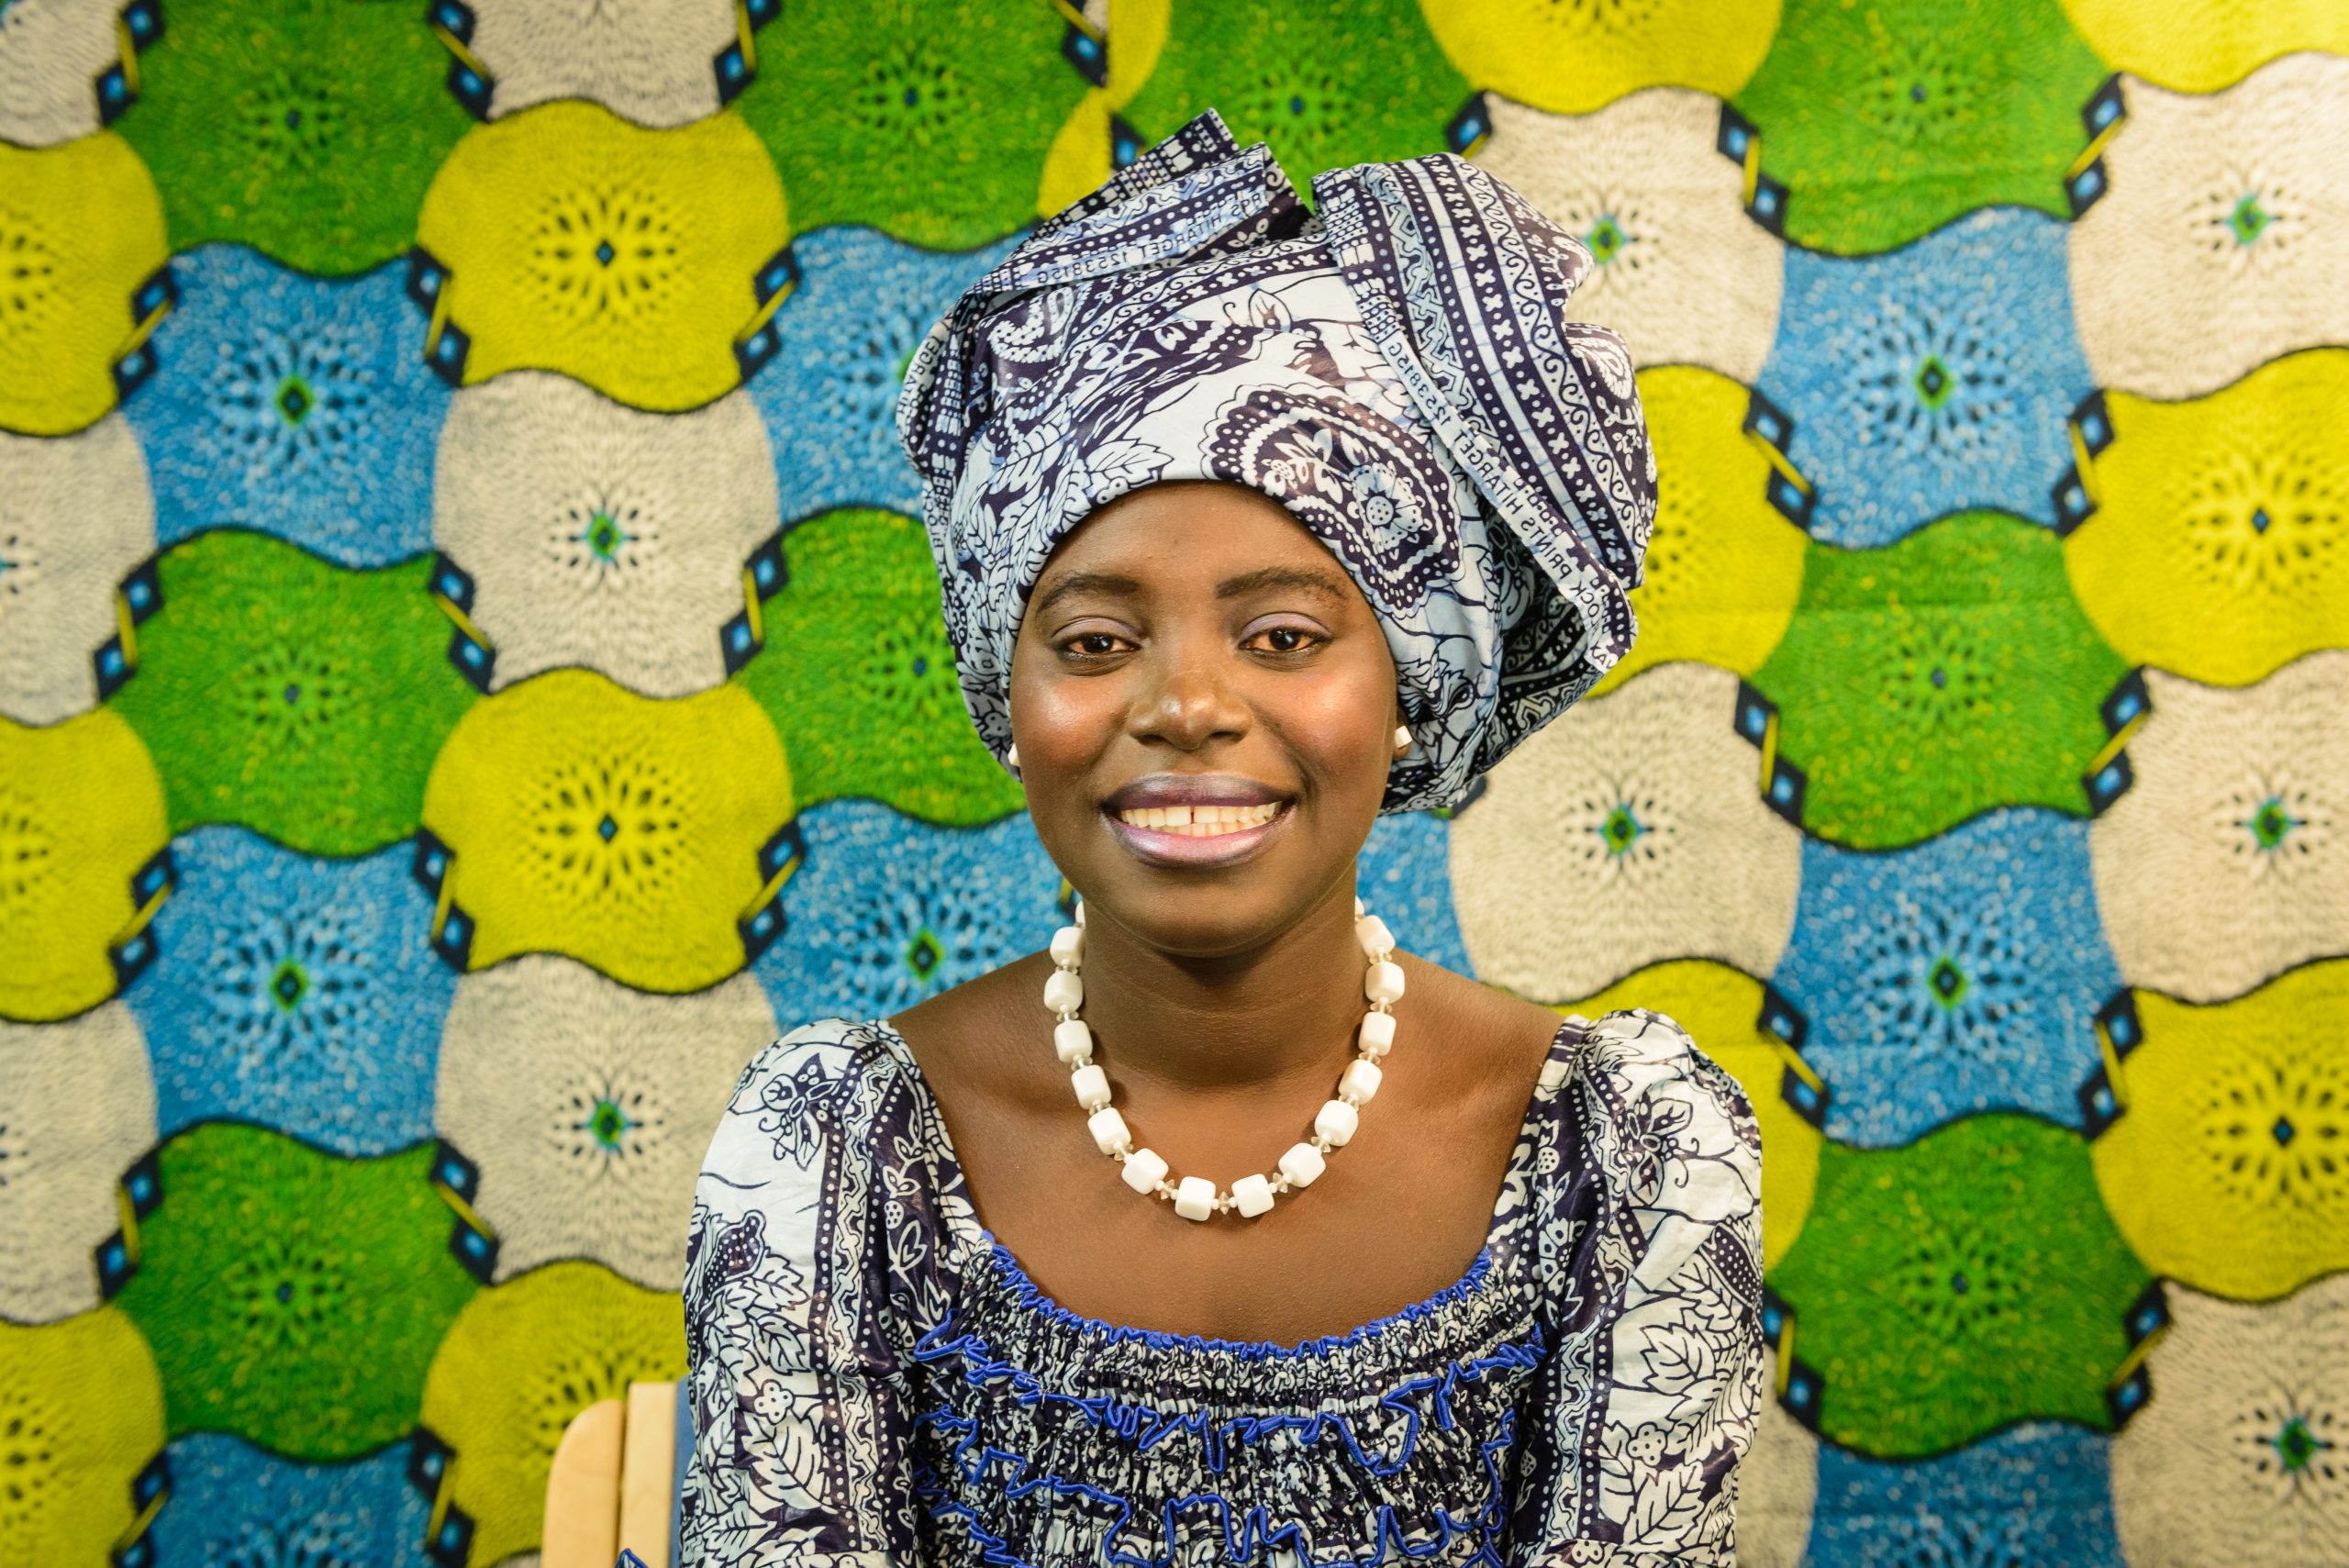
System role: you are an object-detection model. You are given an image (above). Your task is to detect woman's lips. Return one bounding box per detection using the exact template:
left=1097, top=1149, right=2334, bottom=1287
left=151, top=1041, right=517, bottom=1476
left=1103, top=801, right=1293, bottom=867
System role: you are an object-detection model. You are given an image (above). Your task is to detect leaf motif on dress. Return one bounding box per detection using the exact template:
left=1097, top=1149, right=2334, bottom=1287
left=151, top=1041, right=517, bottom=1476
left=1625, top=1441, right=1709, bottom=1543
left=743, top=1383, right=832, bottom=1511
left=1628, top=1310, right=1725, bottom=1415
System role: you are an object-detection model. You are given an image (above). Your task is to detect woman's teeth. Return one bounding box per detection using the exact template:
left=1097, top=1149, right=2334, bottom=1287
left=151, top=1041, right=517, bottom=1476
left=1116, top=802, right=1282, bottom=837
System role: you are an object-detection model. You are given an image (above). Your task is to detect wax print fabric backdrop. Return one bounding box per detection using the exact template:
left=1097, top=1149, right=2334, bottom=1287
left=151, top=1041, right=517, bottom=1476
left=2, top=0, right=2345, bottom=1563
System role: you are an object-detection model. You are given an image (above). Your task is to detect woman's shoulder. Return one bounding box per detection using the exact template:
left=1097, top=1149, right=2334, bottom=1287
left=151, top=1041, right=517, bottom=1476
left=1396, top=952, right=1572, bottom=1094
left=710, top=1017, right=925, bottom=1166
left=730, top=1015, right=913, bottom=1095
left=1558, top=1006, right=1764, bottom=1229
left=1564, top=1006, right=1753, bottom=1109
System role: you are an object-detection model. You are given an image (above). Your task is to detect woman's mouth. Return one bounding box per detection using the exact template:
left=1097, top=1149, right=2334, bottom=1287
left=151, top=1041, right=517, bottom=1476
left=1099, top=783, right=1294, bottom=867
left=1111, top=802, right=1283, bottom=837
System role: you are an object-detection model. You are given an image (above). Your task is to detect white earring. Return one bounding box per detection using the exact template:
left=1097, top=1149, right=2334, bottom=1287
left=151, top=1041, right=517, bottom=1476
left=1392, top=725, right=1411, bottom=755
left=1006, top=742, right=1021, bottom=772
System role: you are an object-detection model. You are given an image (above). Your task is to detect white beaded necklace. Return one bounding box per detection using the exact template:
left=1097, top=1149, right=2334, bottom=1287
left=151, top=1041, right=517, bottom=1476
left=1041, top=895, right=1403, bottom=1221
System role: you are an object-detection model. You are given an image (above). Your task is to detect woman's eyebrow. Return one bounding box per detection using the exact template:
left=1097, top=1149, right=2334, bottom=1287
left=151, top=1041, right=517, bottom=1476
left=1032, top=571, right=1142, bottom=618
left=1215, top=565, right=1351, bottom=605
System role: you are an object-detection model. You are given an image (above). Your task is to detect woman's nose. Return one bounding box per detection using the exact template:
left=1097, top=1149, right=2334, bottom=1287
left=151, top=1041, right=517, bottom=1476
left=1128, top=643, right=1249, bottom=752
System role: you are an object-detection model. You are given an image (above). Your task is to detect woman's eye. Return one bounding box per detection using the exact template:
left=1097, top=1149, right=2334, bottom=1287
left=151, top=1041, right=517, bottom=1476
left=1249, top=626, right=1323, bottom=654
left=1063, top=632, right=1126, bottom=657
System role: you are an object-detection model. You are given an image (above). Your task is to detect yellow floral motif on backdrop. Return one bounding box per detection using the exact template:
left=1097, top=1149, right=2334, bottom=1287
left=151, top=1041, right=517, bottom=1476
left=419, top=670, right=793, bottom=994
left=0, top=135, right=168, bottom=437
left=0, top=710, right=168, bottom=1022
left=2091, top=960, right=2349, bottom=1302
left=420, top=1261, right=687, bottom=1566
left=417, top=102, right=790, bottom=412
left=0, top=1308, right=166, bottom=1561
left=2065, top=350, right=2349, bottom=688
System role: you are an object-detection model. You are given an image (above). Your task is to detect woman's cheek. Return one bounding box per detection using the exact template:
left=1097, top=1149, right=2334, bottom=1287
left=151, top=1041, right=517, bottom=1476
left=1274, top=669, right=1397, bottom=798
left=1013, top=669, right=1126, bottom=776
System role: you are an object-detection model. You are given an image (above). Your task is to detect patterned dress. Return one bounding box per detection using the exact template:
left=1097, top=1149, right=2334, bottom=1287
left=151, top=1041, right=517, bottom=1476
left=681, top=1008, right=1765, bottom=1567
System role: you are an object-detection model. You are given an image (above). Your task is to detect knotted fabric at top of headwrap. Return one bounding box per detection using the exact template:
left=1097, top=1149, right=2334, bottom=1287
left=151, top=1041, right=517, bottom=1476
left=896, top=110, right=1656, bottom=813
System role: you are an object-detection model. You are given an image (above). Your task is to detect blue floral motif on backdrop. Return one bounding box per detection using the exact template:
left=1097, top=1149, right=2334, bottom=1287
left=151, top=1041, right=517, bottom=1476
left=1754, top=207, right=2092, bottom=547
left=754, top=800, right=1063, bottom=1022
left=754, top=802, right=1474, bottom=1025
left=148, top=1433, right=429, bottom=1567
left=1771, top=807, right=2121, bottom=1146
left=128, top=828, right=453, bottom=1156
left=1359, top=810, right=1474, bottom=977
left=124, top=245, right=447, bottom=567
left=749, top=226, right=1019, bottom=522
left=1807, top=1420, right=2126, bottom=1568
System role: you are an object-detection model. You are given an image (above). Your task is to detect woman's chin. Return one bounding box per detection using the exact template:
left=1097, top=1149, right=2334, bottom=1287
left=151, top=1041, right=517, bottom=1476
left=1069, top=817, right=1365, bottom=958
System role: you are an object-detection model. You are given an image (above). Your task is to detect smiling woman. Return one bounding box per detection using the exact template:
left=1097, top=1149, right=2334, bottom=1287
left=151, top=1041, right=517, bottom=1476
left=1012, top=485, right=1401, bottom=914
left=680, top=112, right=1765, bottom=1567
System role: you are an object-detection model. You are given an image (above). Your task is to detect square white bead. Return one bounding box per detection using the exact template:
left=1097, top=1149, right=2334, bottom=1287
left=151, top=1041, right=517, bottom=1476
left=1314, top=1098, right=1360, bottom=1147
left=1120, top=1147, right=1168, bottom=1194
left=1085, top=1106, right=1130, bottom=1155
left=1173, top=1176, right=1218, bottom=1221
left=1353, top=895, right=1365, bottom=917
left=1074, top=897, right=1085, bottom=927
left=1363, top=961, right=1405, bottom=1005
left=1357, top=1010, right=1396, bottom=1058
left=1230, top=1173, right=1275, bottom=1218
left=1339, top=1058, right=1383, bottom=1106
left=1053, top=1018, right=1095, bottom=1064
left=1278, top=1141, right=1326, bottom=1188
left=1050, top=925, right=1085, bottom=968
left=1354, top=915, right=1394, bottom=958
left=1070, top=1063, right=1111, bottom=1110
left=1043, top=968, right=1084, bottom=1014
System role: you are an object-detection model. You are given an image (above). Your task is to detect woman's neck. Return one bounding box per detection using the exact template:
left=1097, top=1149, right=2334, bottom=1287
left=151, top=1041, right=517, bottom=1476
left=1069, top=884, right=1370, bottom=1095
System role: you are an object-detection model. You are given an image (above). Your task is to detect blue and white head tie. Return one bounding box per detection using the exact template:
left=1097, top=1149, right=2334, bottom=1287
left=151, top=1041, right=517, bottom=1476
left=896, top=111, right=1657, bottom=813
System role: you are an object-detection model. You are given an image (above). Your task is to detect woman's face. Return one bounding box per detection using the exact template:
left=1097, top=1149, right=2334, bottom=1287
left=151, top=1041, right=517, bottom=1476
left=1008, top=482, right=1402, bottom=957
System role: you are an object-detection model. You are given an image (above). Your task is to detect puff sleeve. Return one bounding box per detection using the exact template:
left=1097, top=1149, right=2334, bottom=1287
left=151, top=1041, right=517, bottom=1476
left=1508, top=1008, right=1767, bottom=1566
left=679, top=1023, right=923, bottom=1567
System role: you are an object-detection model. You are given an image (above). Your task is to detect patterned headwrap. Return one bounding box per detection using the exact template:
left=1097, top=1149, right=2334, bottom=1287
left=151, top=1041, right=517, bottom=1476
left=896, top=111, right=1656, bottom=813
